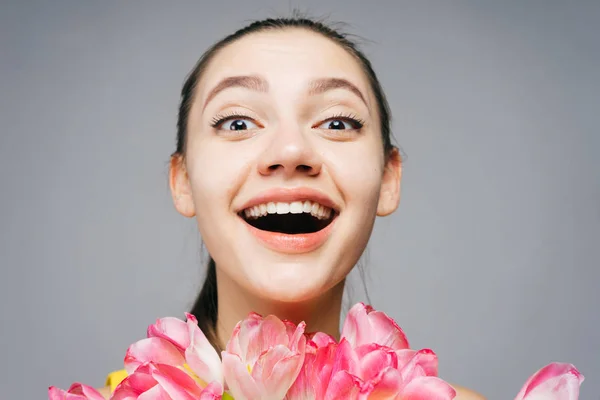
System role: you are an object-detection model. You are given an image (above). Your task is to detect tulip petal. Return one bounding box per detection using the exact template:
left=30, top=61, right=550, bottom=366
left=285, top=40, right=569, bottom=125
left=288, top=321, right=307, bottom=353
left=259, top=350, right=305, bottom=399
left=307, top=332, right=337, bottom=349
left=147, top=316, right=191, bottom=351
left=124, top=337, right=186, bottom=374
left=324, top=370, right=361, bottom=400
left=185, top=317, right=224, bottom=387
left=356, top=344, right=398, bottom=382
left=362, top=367, right=404, bottom=399
left=150, top=363, right=204, bottom=399
left=244, top=315, right=289, bottom=366
left=48, top=383, right=106, bottom=400
left=400, top=376, right=457, bottom=400
left=286, top=342, right=338, bottom=400
left=342, top=303, right=409, bottom=351
left=222, top=352, right=260, bottom=400
left=199, top=382, right=226, bottom=400
left=137, top=384, right=172, bottom=400
left=68, top=383, right=106, bottom=400
left=515, top=363, right=584, bottom=400
left=399, top=348, right=439, bottom=381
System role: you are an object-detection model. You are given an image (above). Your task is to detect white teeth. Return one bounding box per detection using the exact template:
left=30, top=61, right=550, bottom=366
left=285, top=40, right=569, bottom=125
left=242, top=200, right=334, bottom=220
left=303, top=201, right=312, bottom=212
left=276, top=202, right=290, bottom=214
left=290, top=201, right=303, bottom=214
left=311, top=203, right=319, bottom=214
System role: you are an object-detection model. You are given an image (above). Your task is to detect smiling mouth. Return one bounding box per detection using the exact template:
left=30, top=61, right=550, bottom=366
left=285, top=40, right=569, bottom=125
left=239, top=200, right=337, bottom=234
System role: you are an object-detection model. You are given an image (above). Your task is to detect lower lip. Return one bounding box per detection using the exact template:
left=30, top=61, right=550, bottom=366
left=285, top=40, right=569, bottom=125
left=242, top=217, right=336, bottom=254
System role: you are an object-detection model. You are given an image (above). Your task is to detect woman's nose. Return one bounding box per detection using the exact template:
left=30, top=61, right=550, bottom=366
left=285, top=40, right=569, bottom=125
left=257, top=126, right=322, bottom=178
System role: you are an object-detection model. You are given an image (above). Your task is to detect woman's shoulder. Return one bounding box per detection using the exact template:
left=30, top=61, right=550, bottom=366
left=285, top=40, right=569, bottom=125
left=453, top=384, right=487, bottom=400
left=96, top=386, right=111, bottom=399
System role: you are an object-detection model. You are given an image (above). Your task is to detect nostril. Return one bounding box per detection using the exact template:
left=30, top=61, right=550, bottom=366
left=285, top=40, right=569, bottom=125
left=268, top=164, right=282, bottom=171
left=296, top=165, right=312, bottom=172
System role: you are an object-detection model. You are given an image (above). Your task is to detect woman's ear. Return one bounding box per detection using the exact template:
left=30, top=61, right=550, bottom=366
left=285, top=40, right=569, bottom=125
left=377, top=148, right=402, bottom=216
left=169, top=154, right=196, bottom=217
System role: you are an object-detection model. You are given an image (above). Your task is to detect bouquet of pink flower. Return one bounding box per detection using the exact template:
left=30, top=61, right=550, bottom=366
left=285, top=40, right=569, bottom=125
left=49, top=303, right=584, bottom=399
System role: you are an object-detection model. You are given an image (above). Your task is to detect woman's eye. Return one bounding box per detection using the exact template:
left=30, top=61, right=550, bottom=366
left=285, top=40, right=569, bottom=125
left=316, top=118, right=363, bottom=130
left=214, top=117, right=259, bottom=131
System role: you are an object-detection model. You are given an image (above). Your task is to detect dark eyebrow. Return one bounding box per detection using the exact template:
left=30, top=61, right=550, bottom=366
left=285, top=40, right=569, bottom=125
left=203, top=75, right=268, bottom=110
left=308, top=78, right=368, bottom=107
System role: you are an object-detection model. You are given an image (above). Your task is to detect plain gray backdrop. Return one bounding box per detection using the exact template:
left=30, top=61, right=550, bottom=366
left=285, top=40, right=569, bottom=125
left=1, top=1, right=598, bottom=399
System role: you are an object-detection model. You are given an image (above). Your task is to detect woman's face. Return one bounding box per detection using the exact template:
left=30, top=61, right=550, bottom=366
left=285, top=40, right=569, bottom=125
left=171, top=29, right=401, bottom=302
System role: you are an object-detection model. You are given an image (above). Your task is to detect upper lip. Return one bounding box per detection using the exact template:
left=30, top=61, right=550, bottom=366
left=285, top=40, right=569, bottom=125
left=236, top=187, right=340, bottom=213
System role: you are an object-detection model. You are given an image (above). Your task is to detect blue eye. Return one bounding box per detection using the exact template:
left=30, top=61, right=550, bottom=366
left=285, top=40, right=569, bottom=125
left=218, top=117, right=259, bottom=131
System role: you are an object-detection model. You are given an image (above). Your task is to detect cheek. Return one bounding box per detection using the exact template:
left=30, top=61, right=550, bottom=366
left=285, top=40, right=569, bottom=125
left=326, top=141, right=385, bottom=208
left=186, top=139, right=252, bottom=216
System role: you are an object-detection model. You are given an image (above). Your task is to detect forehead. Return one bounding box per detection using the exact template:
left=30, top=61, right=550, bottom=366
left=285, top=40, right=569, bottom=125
left=196, top=28, right=372, bottom=101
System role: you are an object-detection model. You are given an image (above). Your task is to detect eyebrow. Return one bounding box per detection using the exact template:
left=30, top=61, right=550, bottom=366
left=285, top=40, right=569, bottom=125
left=203, top=75, right=268, bottom=110
left=308, top=78, right=368, bottom=108
left=202, top=75, right=368, bottom=111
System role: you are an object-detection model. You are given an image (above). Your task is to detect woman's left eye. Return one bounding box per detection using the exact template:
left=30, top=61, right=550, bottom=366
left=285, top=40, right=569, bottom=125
left=217, top=117, right=259, bottom=131
left=316, top=118, right=363, bottom=130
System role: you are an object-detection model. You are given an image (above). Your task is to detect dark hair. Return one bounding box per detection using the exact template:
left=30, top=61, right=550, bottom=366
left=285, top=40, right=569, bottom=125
left=171, top=16, right=395, bottom=351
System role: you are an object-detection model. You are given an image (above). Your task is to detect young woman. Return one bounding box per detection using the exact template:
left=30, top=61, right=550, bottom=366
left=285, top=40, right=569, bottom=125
left=100, top=17, right=485, bottom=399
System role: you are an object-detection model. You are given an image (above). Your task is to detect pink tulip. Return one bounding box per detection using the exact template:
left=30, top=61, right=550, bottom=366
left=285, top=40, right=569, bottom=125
left=48, top=383, right=105, bottom=400
left=395, top=348, right=439, bottom=380
left=289, top=331, right=455, bottom=400
left=397, top=376, right=458, bottom=400
left=342, top=303, right=409, bottom=351
left=111, top=362, right=223, bottom=400
left=515, top=362, right=584, bottom=400
left=222, top=313, right=307, bottom=400
left=147, top=316, right=191, bottom=351
left=354, top=343, right=455, bottom=399
left=126, top=313, right=223, bottom=391
left=305, top=331, right=337, bottom=349
left=287, top=339, right=357, bottom=400
left=124, top=337, right=187, bottom=374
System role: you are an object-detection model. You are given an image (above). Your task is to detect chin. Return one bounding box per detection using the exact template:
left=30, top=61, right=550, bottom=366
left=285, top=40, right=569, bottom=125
left=245, top=262, right=339, bottom=304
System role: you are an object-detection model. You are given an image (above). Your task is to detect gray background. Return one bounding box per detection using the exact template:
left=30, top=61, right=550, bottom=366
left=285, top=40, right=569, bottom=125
left=1, top=1, right=598, bottom=399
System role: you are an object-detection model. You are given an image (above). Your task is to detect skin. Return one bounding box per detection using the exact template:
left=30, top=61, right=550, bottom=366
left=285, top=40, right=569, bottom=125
left=99, top=28, right=485, bottom=399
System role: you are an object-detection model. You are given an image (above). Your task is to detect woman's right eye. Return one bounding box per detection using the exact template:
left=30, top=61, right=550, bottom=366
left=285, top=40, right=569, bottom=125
left=212, top=116, right=259, bottom=131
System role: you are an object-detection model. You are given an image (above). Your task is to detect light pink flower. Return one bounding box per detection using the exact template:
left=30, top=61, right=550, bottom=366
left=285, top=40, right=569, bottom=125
left=395, top=348, right=439, bottom=381
left=111, top=362, right=222, bottom=400
left=354, top=343, right=455, bottom=399
left=222, top=313, right=306, bottom=400
left=125, top=313, right=223, bottom=391
left=48, top=383, right=105, bottom=400
left=286, top=338, right=359, bottom=400
left=287, top=337, right=455, bottom=400
left=342, top=303, right=410, bottom=351
left=515, top=362, right=584, bottom=400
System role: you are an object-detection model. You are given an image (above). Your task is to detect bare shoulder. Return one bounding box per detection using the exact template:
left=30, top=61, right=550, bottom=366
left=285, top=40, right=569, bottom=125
left=453, top=384, right=487, bottom=400
left=96, top=386, right=111, bottom=399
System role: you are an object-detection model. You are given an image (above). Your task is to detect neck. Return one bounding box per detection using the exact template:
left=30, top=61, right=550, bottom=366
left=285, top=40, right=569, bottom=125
left=214, top=270, right=345, bottom=350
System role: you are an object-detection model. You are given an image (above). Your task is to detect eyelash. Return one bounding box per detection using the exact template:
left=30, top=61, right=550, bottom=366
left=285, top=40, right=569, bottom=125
left=209, top=112, right=365, bottom=130
left=210, top=112, right=256, bottom=128
left=318, top=113, right=365, bottom=130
